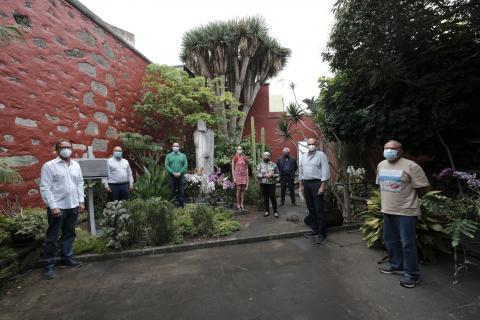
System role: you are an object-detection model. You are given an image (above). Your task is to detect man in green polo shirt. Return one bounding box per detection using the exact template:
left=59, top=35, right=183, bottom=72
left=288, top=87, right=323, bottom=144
left=165, top=142, right=188, bottom=207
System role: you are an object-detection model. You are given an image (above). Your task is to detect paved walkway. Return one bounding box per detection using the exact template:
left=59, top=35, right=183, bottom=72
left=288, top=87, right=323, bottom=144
left=2, top=232, right=479, bottom=320
left=230, top=202, right=310, bottom=239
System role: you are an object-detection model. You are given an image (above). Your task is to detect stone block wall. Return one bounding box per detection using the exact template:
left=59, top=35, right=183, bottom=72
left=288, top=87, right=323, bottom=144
left=0, top=0, right=149, bottom=207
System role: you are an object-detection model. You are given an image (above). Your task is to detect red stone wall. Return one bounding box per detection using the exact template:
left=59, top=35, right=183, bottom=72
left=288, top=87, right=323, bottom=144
left=0, top=0, right=148, bottom=207
left=243, top=84, right=317, bottom=160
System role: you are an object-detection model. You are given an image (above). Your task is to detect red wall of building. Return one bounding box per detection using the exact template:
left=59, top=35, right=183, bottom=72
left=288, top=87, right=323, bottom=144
left=0, top=0, right=148, bottom=207
left=242, top=84, right=318, bottom=161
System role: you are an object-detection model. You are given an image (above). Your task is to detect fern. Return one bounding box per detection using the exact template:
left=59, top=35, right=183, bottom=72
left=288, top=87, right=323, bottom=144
left=446, top=219, right=479, bottom=248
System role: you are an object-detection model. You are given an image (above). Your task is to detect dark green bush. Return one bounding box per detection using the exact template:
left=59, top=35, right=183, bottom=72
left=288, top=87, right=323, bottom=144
left=124, top=199, right=148, bottom=244
left=143, top=198, right=179, bottom=245
left=190, top=205, right=215, bottom=236
left=174, top=207, right=196, bottom=237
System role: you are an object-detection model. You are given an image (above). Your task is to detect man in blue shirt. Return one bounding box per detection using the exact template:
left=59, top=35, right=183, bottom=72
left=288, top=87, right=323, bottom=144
left=299, top=138, right=331, bottom=244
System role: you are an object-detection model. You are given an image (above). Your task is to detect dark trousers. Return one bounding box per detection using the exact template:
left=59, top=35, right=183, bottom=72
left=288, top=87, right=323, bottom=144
left=168, top=174, right=185, bottom=207
left=108, top=182, right=130, bottom=201
left=383, top=213, right=420, bottom=280
left=260, top=183, right=277, bottom=213
left=303, top=180, right=326, bottom=236
left=43, top=207, right=78, bottom=267
left=280, top=174, right=296, bottom=205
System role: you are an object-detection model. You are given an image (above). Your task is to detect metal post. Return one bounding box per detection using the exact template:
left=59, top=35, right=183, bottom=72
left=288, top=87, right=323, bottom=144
left=87, top=146, right=96, bottom=236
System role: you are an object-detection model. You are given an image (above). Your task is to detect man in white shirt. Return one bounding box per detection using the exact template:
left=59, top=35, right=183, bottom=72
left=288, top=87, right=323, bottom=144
left=40, top=139, right=85, bottom=279
left=102, top=146, right=134, bottom=201
left=299, top=138, right=331, bottom=244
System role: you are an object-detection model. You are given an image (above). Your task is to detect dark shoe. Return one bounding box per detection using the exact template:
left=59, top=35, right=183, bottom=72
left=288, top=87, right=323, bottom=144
left=314, top=234, right=327, bottom=244
left=44, top=266, right=56, bottom=280
left=60, top=259, right=82, bottom=268
left=378, top=266, right=403, bottom=275
left=304, top=231, right=317, bottom=238
left=274, top=212, right=279, bottom=218
left=400, top=277, right=420, bottom=288
left=280, top=203, right=285, bottom=207
left=292, top=202, right=297, bottom=206
left=264, top=211, right=270, bottom=217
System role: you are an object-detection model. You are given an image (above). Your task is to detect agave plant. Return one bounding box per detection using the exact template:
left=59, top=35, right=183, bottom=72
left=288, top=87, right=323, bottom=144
left=132, top=164, right=170, bottom=200
left=0, top=161, right=23, bottom=184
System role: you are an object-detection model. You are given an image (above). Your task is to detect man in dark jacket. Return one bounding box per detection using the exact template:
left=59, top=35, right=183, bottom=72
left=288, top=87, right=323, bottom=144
left=276, top=147, right=298, bottom=206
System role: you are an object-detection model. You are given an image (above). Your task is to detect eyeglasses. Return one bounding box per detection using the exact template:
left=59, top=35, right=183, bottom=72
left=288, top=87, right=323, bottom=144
left=307, top=144, right=315, bottom=146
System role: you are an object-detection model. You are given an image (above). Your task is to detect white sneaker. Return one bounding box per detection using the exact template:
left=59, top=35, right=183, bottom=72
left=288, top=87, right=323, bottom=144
left=264, top=211, right=270, bottom=217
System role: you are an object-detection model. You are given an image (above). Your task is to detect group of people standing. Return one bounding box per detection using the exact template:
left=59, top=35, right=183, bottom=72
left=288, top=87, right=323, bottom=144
left=39, top=137, right=429, bottom=289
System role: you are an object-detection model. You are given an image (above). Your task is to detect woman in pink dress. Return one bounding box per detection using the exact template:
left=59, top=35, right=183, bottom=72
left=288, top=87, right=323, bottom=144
left=231, top=145, right=249, bottom=211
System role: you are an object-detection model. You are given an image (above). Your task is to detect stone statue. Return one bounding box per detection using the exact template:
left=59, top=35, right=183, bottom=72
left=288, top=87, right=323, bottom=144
left=193, top=120, right=214, bottom=176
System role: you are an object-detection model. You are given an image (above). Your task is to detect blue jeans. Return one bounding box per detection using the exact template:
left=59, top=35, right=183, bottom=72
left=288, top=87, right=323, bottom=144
left=383, top=213, right=420, bottom=280
left=168, top=174, right=185, bottom=207
left=43, top=207, right=78, bottom=267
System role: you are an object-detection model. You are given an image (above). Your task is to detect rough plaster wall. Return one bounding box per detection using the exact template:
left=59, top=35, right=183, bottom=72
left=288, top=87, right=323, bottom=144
left=0, top=0, right=148, bottom=207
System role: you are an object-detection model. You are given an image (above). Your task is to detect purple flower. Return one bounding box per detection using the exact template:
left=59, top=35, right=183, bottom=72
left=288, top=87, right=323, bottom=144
left=439, top=168, right=454, bottom=177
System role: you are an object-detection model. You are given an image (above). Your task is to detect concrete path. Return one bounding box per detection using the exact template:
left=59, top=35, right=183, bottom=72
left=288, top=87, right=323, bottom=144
left=230, top=202, right=310, bottom=239
left=1, top=231, right=479, bottom=320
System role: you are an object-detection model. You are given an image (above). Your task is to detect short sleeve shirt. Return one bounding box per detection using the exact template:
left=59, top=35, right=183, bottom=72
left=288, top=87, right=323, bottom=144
left=376, top=158, right=430, bottom=216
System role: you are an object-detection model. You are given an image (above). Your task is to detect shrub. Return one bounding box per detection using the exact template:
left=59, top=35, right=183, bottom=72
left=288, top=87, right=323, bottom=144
left=190, top=205, right=215, bottom=236
left=102, top=201, right=130, bottom=250
left=143, top=198, right=179, bottom=245
left=174, top=207, right=196, bottom=237
left=73, top=228, right=107, bottom=255
left=5, top=208, right=47, bottom=244
left=123, top=199, right=148, bottom=245
left=0, top=246, right=15, bottom=260
left=212, top=207, right=241, bottom=237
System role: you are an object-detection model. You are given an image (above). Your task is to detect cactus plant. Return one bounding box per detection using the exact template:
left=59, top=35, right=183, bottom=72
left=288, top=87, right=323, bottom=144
left=250, top=116, right=257, bottom=167
left=260, top=127, right=266, bottom=154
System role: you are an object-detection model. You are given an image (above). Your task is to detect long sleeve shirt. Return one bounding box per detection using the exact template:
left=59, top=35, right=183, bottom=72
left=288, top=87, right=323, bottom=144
left=298, top=150, right=330, bottom=182
left=256, top=161, right=279, bottom=184
left=165, top=152, right=188, bottom=175
left=276, top=155, right=298, bottom=176
left=40, top=157, right=84, bottom=209
left=102, top=157, right=134, bottom=188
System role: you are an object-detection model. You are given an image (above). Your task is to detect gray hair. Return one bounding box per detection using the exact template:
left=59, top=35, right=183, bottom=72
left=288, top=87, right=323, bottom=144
left=386, top=140, right=403, bottom=149
left=283, top=147, right=290, bottom=153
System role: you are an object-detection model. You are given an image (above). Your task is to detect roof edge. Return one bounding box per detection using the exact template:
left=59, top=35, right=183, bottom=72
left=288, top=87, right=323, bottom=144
left=65, top=0, right=152, bottom=64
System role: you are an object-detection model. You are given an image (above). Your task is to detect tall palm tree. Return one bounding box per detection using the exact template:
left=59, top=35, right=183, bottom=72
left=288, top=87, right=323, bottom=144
left=180, top=16, right=291, bottom=141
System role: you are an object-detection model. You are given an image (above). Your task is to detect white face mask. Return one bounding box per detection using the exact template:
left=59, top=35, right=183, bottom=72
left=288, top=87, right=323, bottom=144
left=308, top=145, right=316, bottom=152
left=172, top=146, right=179, bottom=153
left=59, top=148, right=72, bottom=158
left=236, top=149, right=243, bottom=154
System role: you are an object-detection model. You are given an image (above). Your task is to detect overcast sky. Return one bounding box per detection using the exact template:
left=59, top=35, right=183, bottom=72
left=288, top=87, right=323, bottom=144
left=80, top=0, right=336, bottom=107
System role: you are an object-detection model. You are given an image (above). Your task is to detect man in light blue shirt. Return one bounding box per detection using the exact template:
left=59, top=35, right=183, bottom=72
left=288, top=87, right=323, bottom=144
left=40, top=139, right=85, bottom=279
left=299, top=138, right=331, bottom=244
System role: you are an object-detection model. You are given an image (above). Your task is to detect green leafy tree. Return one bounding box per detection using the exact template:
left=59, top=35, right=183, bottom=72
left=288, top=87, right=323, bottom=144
left=133, top=64, right=237, bottom=141
left=180, top=16, right=291, bottom=140
left=320, top=0, right=480, bottom=168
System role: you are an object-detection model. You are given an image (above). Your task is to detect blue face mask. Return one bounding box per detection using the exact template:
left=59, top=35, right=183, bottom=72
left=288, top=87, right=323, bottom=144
left=383, top=149, right=399, bottom=161
left=113, top=151, right=122, bottom=159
